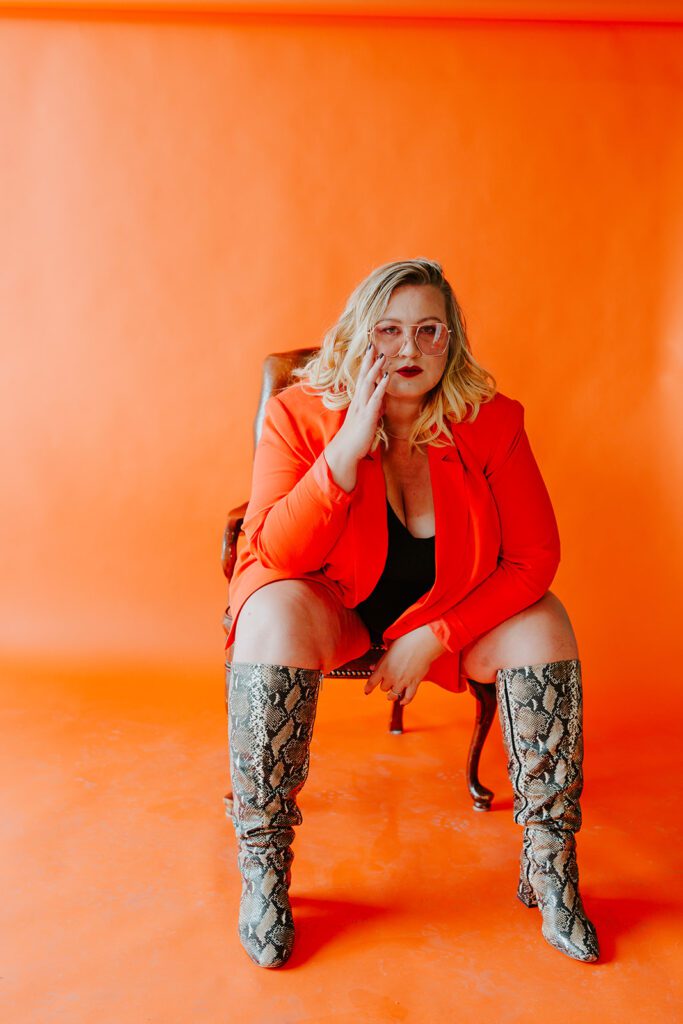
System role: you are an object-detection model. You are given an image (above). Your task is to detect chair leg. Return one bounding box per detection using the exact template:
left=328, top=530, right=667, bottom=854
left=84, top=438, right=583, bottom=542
left=466, top=679, right=497, bottom=811
left=389, top=699, right=404, bottom=734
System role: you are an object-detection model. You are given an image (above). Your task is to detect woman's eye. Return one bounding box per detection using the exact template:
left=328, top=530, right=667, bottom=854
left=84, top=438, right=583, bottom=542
left=378, top=326, right=398, bottom=336
left=421, top=324, right=437, bottom=336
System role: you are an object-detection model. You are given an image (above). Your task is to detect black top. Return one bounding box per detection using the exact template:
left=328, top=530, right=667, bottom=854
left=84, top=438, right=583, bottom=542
left=354, top=499, right=436, bottom=645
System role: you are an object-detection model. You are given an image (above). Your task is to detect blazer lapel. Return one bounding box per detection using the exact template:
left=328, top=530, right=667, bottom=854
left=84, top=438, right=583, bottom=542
left=348, top=450, right=388, bottom=604
left=382, top=430, right=502, bottom=639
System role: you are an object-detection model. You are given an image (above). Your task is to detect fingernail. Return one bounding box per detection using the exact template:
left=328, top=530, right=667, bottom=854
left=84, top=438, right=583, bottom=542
left=383, top=371, right=388, bottom=378
left=378, top=353, right=385, bottom=361
left=366, top=341, right=372, bottom=352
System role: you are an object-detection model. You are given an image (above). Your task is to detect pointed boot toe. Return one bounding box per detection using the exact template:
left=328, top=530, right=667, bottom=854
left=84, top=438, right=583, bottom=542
left=237, top=860, right=296, bottom=968
left=540, top=903, right=600, bottom=963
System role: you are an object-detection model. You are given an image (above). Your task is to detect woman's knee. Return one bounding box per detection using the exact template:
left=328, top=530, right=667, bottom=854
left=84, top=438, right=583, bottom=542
left=233, top=580, right=342, bottom=669
left=461, top=590, right=579, bottom=682
left=523, top=591, right=579, bottom=658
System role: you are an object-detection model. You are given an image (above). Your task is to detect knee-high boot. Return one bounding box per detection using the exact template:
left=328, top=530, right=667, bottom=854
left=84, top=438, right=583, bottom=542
left=495, top=658, right=600, bottom=963
left=226, top=660, right=323, bottom=968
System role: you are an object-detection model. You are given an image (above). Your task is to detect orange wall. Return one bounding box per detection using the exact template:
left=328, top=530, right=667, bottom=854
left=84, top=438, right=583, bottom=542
left=1, top=8, right=682, bottom=700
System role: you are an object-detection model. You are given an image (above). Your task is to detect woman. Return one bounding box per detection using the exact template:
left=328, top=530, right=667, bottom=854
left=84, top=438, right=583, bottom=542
left=223, top=258, right=599, bottom=969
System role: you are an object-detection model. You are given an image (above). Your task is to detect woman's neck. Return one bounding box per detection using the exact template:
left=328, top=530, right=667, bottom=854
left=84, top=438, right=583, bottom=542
left=382, top=395, right=422, bottom=440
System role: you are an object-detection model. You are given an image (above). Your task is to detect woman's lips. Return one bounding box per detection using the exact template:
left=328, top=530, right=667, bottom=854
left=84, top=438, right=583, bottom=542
left=396, top=367, right=423, bottom=377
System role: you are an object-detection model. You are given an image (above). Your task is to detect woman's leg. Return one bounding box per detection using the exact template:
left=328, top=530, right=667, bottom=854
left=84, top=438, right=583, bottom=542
left=460, top=590, right=578, bottom=683
left=233, top=578, right=371, bottom=672
left=461, top=591, right=599, bottom=963
left=227, top=580, right=369, bottom=969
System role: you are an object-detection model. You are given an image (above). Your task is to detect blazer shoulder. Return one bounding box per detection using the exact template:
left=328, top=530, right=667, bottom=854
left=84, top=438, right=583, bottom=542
left=265, top=381, right=344, bottom=449
left=451, top=390, right=524, bottom=435
left=270, top=380, right=326, bottom=413
left=448, top=391, right=525, bottom=472
left=475, top=390, right=523, bottom=423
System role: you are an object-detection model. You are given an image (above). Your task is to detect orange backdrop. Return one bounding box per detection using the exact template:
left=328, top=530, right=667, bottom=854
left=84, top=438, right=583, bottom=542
left=1, top=3, right=682, bottom=713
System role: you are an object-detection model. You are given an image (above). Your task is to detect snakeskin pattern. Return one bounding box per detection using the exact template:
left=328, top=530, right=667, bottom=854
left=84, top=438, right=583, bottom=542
left=227, top=660, right=323, bottom=968
left=496, top=659, right=600, bottom=963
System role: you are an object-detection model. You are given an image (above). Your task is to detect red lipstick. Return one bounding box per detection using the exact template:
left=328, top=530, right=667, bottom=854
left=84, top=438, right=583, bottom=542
left=396, top=366, right=423, bottom=377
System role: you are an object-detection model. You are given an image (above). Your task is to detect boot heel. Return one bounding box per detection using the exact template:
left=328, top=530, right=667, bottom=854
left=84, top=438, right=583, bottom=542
left=517, top=874, right=538, bottom=908
left=517, top=835, right=537, bottom=907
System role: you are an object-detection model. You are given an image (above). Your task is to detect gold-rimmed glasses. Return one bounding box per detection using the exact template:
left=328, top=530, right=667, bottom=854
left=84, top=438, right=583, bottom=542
left=368, top=321, right=451, bottom=357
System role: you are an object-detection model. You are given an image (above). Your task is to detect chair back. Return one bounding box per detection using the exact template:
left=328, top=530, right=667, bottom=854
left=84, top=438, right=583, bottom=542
left=252, top=348, right=318, bottom=453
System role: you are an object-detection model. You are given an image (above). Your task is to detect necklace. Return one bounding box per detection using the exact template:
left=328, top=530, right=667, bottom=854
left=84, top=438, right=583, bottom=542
left=384, top=428, right=411, bottom=440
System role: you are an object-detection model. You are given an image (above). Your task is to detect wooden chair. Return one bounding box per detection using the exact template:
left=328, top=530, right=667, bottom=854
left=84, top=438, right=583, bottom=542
left=222, top=349, right=498, bottom=812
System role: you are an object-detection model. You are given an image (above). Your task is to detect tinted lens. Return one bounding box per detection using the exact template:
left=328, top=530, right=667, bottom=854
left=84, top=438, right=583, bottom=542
left=371, top=323, right=449, bottom=355
left=372, top=325, right=403, bottom=354
left=416, top=323, right=448, bottom=353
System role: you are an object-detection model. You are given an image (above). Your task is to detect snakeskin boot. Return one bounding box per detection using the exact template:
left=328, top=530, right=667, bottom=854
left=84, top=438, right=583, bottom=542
left=495, top=658, right=600, bottom=963
left=226, top=660, right=322, bottom=968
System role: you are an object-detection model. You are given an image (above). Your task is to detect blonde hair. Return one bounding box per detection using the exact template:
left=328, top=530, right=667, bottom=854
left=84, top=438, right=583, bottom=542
left=290, top=257, right=497, bottom=453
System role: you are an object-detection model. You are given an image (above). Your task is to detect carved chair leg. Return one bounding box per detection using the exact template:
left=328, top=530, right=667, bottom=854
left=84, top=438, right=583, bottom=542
left=466, top=679, right=497, bottom=812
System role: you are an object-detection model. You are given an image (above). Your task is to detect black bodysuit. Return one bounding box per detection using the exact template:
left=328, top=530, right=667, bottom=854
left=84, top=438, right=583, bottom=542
left=354, top=499, right=436, bottom=645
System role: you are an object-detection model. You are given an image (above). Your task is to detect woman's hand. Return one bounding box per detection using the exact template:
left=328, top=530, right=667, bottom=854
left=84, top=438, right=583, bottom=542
left=324, top=344, right=391, bottom=491
left=363, top=625, right=448, bottom=706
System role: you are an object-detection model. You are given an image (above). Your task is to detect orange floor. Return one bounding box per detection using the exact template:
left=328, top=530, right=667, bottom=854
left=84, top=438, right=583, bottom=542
left=3, top=655, right=682, bottom=1023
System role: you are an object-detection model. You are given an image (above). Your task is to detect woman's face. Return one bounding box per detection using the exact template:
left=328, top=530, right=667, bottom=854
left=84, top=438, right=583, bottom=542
left=370, top=284, right=450, bottom=402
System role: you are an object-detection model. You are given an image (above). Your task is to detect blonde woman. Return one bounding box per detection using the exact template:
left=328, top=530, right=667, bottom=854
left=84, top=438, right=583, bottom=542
left=223, top=257, right=599, bottom=968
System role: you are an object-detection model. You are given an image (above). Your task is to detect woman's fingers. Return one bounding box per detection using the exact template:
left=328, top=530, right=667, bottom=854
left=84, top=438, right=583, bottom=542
left=371, top=368, right=390, bottom=404
left=399, top=682, right=419, bottom=706
left=379, top=676, right=398, bottom=693
left=365, top=673, right=415, bottom=703
left=358, top=350, right=386, bottom=403
left=364, top=650, right=380, bottom=692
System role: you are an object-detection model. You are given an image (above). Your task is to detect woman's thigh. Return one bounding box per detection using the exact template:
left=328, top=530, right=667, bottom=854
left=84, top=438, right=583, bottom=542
left=232, top=579, right=372, bottom=673
left=460, top=590, right=579, bottom=683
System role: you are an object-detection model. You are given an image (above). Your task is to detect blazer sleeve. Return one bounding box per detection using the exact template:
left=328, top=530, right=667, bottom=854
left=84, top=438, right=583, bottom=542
left=427, top=399, right=561, bottom=653
left=241, top=392, right=356, bottom=573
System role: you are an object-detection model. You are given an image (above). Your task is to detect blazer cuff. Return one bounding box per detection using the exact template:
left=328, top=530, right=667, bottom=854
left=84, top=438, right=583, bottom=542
left=307, top=449, right=357, bottom=508
left=427, top=614, right=467, bottom=655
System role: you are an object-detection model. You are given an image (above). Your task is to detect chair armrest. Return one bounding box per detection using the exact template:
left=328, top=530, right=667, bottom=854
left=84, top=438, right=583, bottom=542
left=222, top=501, right=248, bottom=580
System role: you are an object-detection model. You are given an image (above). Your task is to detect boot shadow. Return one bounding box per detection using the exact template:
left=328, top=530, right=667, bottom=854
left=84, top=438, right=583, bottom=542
left=572, top=894, right=676, bottom=964
left=285, top=894, right=395, bottom=966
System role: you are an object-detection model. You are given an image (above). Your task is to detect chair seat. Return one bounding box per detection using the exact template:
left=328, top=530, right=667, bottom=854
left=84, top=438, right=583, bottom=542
left=327, top=643, right=387, bottom=678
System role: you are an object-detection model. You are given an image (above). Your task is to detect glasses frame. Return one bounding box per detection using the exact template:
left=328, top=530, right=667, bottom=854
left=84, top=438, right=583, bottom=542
left=367, top=321, right=452, bottom=357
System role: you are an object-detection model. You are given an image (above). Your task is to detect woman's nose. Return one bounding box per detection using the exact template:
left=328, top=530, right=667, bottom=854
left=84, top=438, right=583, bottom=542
left=397, top=329, right=420, bottom=357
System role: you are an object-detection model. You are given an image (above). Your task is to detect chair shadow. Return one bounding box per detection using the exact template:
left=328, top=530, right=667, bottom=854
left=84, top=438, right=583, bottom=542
left=487, top=795, right=514, bottom=813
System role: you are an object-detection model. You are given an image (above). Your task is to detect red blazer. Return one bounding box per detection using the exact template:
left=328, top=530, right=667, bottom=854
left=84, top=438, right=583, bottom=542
left=224, top=382, right=561, bottom=693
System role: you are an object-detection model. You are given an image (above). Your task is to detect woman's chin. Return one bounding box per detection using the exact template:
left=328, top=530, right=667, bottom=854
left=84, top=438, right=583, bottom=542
left=386, top=379, right=430, bottom=399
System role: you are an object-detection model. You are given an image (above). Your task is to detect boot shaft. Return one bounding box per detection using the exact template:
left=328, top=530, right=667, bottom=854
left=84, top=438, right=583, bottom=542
left=227, top=661, right=323, bottom=842
left=496, top=658, right=585, bottom=831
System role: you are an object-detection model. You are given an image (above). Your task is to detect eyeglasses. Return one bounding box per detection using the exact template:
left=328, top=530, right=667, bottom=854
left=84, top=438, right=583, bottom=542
left=368, top=321, right=451, bottom=357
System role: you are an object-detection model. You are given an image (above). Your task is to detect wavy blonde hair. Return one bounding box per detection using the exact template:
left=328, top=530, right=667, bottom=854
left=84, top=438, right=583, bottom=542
left=290, top=257, right=497, bottom=453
